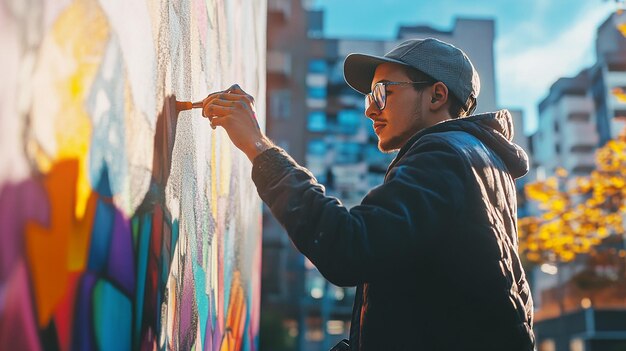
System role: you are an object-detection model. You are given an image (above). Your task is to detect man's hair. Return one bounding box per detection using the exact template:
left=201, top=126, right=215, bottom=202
left=402, top=66, right=475, bottom=118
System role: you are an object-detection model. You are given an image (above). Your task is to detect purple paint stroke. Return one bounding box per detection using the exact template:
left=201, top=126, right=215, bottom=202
left=71, top=272, right=98, bottom=351
left=0, top=180, right=49, bottom=282
left=107, top=210, right=136, bottom=295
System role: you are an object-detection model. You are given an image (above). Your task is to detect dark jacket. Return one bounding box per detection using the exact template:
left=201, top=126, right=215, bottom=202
left=252, top=110, right=535, bottom=351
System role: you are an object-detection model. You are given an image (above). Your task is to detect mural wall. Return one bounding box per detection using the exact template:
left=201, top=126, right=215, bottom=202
left=0, top=0, right=265, bottom=350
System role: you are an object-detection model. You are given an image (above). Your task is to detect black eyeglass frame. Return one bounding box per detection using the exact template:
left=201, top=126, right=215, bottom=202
left=365, top=81, right=433, bottom=111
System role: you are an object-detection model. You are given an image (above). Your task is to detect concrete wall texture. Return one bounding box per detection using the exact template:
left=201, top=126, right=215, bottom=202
left=0, top=0, right=266, bottom=350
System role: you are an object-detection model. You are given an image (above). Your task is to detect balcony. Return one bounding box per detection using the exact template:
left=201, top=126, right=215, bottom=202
left=562, top=122, right=598, bottom=150
left=268, top=0, right=291, bottom=19
left=563, top=152, right=596, bottom=175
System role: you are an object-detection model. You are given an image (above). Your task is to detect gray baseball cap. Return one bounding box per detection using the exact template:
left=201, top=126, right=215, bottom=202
left=343, top=38, right=480, bottom=111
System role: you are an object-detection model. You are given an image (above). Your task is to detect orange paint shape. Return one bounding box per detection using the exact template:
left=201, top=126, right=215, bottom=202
left=25, top=159, right=97, bottom=327
left=69, top=191, right=97, bottom=271
left=220, top=272, right=246, bottom=351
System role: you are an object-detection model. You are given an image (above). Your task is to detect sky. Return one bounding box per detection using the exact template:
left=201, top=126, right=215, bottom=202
left=311, top=0, right=617, bottom=135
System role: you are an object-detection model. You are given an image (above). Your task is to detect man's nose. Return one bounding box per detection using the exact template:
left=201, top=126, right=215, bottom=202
left=365, top=102, right=381, bottom=120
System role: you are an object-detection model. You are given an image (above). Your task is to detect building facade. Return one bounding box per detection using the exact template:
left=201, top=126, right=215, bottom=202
left=527, top=12, right=626, bottom=351
left=532, top=70, right=598, bottom=180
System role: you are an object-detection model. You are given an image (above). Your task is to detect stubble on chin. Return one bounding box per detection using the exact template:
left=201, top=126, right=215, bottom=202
left=377, top=139, right=400, bottom=153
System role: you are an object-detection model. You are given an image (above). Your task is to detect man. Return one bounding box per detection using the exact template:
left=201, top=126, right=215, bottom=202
left=202, top=38, right=535, bottom=350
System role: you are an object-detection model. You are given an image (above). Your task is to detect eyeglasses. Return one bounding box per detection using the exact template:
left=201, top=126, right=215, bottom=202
left=365, top=81, right=432, bottom=111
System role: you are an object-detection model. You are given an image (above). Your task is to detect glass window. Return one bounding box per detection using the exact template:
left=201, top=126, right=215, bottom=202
left=308, top=59, right=327, bottom=74
left=614, top=109, right=626, bottom=119
left=326, top=320, right=345, bottom=335
left=270, top=89, right=291, bottom=120
left=307, top=139, right=327, bottom=155
left=568, top=112, right=590, bottom=122
left=308, top=111, right=327, bottom=132
left=305, top=270, right=325, bottom=299
left=570, top=145, right=594, bottom=153
left=307, top=86, right=327, bottom=99
left=336, top=142, right=360, bottom=164
left=337, top=110, right=361, bottom=134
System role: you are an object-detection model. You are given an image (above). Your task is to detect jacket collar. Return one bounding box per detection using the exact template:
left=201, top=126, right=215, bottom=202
left=388, top=109, right=529, bottom=179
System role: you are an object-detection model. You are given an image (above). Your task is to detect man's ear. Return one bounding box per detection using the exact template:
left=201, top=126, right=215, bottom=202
left=429, top=82, right=448, bottom=109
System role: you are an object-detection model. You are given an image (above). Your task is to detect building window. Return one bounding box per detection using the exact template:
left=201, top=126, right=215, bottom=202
left=307, top=139, right=327, bottom=156
left=568, top=112, right=590, bottom=122
left=262, top=247, right=282, bottom=294
left=538, top=339, right=556, bottom=351
left=270, top=90, right=291, bottom=120
left=306, top=139, right=328, bottom=183
left=570, top=145, right=594, bottom=153
left=305, top=271, right=325, bottom=299
left=307, top=111, right=327, bottom=132
left=554, top=121, right=559, bottom=133
left=326, top=320, right=345, bottom=335
left=336, top=142, right=360, bottom=164
left=308, top=59, right=327, bottom=74
left=614, top=109, right=626, bottom=120
left=337, top=109, right=362, bottom=134
left=307, top=60, right=328, bottom=109
left=572, top=165, right=594, bottom=175
left=267, top=51, right=292, bottom=75
left=307, top=86, right=327, bottom=99
left=555, top=144, right=561, bottom=154
left=305, top=318, right=324, bottom=341
left=569, top=338, right=584, bottom=351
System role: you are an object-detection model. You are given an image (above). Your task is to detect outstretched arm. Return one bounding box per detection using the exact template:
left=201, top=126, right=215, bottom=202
left=202, top=85, right=466, bottom=286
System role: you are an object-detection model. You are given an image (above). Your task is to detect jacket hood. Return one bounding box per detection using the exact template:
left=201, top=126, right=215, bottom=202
left=400, top=109, right=529, bottom=179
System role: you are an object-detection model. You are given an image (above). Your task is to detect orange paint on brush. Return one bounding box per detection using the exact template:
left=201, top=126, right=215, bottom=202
left=175, top=101, right=192, bottom=111
left=175, top=101, right=203, bottom=112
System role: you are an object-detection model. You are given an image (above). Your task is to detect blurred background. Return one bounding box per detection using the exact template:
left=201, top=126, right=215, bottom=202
left=262, top=1, right=626, bottom=351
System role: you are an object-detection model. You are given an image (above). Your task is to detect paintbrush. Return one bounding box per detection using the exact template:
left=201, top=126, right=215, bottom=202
left=175, top=100, right=204, bottom=112
left=176, top=99, right=218, bottom=129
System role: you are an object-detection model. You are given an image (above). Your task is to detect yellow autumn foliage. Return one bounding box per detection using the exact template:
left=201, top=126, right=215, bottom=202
left=519, top=129, right=626, bottom=263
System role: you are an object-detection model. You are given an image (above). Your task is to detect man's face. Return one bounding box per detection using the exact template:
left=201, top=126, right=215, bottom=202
left=366, top=63, right=430, bottom=152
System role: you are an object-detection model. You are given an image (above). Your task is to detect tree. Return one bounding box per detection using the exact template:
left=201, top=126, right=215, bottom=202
left=518, top=129, right=626, bottom=264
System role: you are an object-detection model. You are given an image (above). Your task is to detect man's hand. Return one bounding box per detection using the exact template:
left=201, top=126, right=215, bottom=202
left=202, top=84, right=273, bottom=161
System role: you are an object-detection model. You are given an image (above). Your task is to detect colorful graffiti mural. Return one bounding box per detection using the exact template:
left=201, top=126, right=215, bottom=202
left=0, top=0, right=265, bottom=350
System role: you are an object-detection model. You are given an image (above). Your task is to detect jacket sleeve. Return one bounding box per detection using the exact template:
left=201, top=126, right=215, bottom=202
left=251, top=135, right=467, bottom=287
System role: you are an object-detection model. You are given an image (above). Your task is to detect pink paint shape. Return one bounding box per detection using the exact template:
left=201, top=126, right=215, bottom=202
left=0, top=259, right=42, bottom=351
left=179, top=239, right=196, bottom=348
left=193, top=0, right=209, bottom=47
